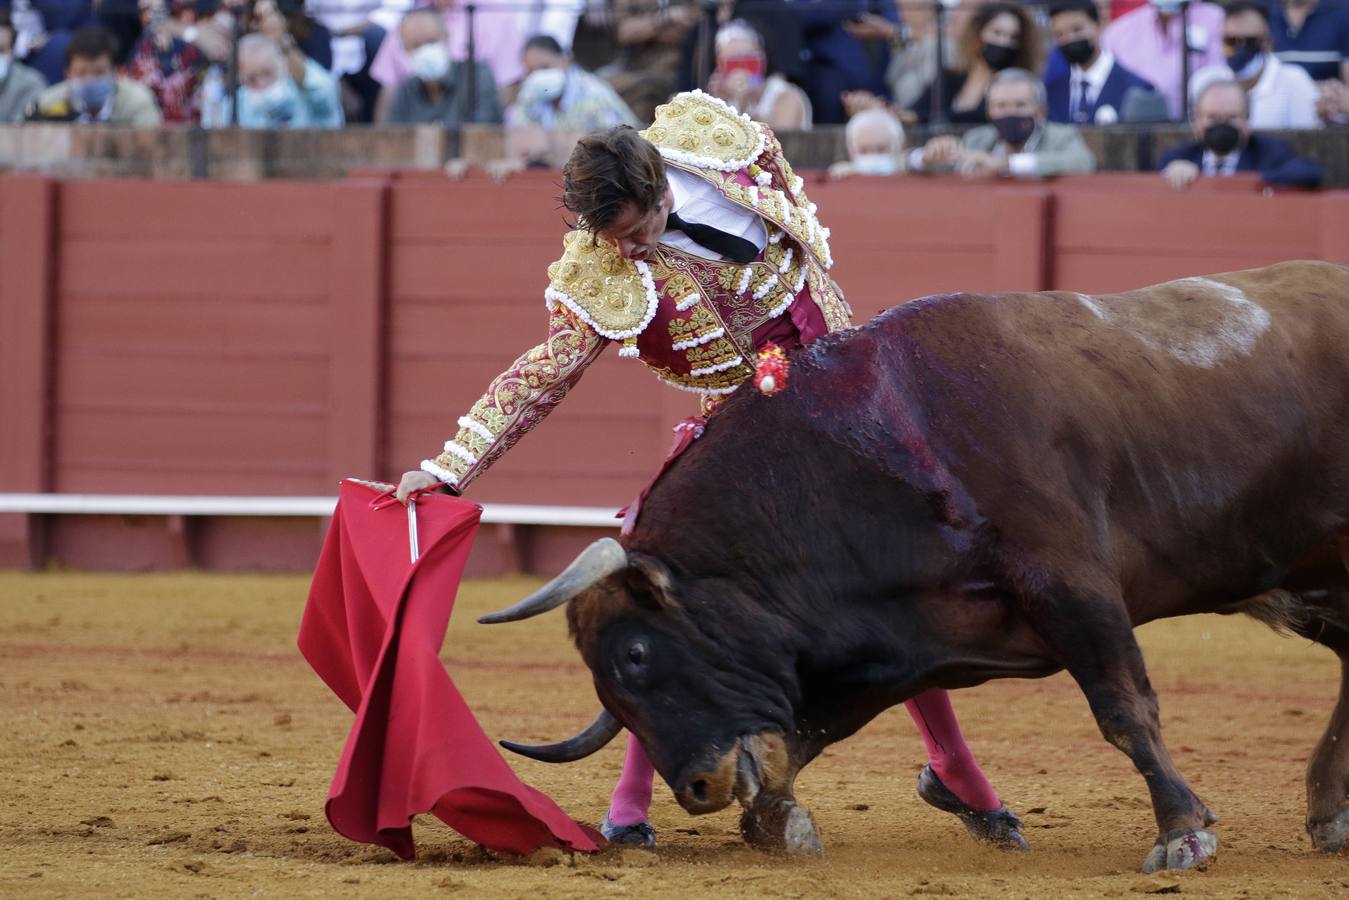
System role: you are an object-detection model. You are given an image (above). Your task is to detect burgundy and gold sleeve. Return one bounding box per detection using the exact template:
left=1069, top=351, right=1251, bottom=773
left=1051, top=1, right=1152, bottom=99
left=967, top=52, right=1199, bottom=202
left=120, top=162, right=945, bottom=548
left=420, top=305, right=608, bottom=490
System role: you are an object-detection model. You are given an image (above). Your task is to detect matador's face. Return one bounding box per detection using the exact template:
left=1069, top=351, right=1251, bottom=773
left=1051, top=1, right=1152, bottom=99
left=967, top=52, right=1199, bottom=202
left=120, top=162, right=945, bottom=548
left=600, top=185, right=674, bottom=262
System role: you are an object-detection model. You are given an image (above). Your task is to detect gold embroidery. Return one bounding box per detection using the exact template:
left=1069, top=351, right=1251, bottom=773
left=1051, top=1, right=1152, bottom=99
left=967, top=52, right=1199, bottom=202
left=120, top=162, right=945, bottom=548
left=642, top=92, right=761, bottom=167
left=546, top=230, right=652, bottom=337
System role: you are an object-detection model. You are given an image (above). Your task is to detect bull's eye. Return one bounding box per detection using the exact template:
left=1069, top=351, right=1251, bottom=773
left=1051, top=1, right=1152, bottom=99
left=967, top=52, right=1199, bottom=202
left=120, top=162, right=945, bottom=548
left=627, top=642, right=647, bottom=668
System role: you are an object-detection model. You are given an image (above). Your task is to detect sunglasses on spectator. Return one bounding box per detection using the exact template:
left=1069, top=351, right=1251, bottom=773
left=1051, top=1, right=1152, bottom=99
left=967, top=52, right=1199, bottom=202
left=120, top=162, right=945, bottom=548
left=1222, top=36, right=1263, bottom=50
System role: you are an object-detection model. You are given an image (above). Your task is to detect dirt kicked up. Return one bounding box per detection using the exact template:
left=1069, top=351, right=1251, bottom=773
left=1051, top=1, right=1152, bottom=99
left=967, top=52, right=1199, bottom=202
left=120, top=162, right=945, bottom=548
left=2, top=571, right=1347, bottom=898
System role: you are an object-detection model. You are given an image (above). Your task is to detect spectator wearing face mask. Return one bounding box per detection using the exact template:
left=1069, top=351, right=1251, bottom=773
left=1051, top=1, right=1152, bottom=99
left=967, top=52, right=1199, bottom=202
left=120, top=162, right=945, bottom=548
left=907, top=1, right=1042, bottom=125
left=1045, top=0, right=1155, bottom=124
left=386, top=8, right=499, bottom=127
left=220, top=31, right=341, bottom=127
left=1187, top=1, right=1319, bottom=129
left=25, top=25, right=161, bottom=123
left=706, top=19, right=811, bottom=130
left=829, top=106, right=905, bottom=178
left=910, top=68, right=1095, bottom=178
left=0, top=9, right=47, bottom=122
left=506, top=34, right=635, bottom=130
left=1101, top=0, right=1225, bottom=120
left=123, top=0, right=208, bottom=123
left=1159, top=78, right=1322, bottom=190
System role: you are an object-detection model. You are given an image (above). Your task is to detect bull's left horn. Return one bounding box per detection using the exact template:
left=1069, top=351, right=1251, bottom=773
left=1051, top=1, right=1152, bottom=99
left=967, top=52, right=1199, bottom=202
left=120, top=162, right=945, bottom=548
left=478, top=537, right=627, bottom=624
left=500, top=709, right=622, bottom=762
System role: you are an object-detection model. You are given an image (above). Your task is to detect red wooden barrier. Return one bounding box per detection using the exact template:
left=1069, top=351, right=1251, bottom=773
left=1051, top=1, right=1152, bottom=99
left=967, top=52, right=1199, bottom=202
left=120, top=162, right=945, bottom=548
left=1, top=171, right=1345, bottom=572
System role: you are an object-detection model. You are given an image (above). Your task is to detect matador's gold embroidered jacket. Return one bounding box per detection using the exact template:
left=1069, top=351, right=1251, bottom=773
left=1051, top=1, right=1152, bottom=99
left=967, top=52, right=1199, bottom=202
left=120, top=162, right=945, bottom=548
left=421, top=91, right=852, bottom=490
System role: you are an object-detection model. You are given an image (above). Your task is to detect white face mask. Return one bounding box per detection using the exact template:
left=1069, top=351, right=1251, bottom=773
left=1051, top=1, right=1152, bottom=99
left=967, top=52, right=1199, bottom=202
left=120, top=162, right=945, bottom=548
left=243, top=77, right=295, bottom=124
left=519, top=66, right=566, bottom=104
left=852, top=152, right=900, bottom=175
left=410, top=42, right=451, bottom=83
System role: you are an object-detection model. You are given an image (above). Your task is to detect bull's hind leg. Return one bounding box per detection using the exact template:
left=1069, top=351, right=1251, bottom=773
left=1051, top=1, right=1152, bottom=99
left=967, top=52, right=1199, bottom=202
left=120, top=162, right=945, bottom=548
left=1027, top=583, right=1216, bottom=872
left=1306, top=653, right=1349, bottom=853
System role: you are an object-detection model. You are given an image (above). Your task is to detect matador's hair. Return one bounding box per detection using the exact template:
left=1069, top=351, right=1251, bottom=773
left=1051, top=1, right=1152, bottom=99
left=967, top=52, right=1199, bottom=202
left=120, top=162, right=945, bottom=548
left=561, top=126, right=666, bottom=235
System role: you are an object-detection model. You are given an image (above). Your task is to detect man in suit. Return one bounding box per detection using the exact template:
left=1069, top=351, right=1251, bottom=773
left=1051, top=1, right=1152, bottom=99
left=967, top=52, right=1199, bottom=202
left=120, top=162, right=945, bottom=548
left=1159, top=77, right=1323, bottom=189
left=911, top=68, right=1096, bottom=178
left=1045, top=0, right=1156, bottom=123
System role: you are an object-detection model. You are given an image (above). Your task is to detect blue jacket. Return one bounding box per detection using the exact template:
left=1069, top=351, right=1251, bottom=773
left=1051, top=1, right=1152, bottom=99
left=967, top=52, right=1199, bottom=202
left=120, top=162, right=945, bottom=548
left=1158, top=133, right=1323, bottom=188
left=1046, top=57, right=1155, bottom=124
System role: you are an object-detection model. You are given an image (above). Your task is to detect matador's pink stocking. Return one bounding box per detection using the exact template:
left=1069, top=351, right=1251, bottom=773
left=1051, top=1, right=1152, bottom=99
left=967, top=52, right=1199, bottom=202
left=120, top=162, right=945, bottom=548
left=607, top=733, right=655, bottom=826
left=906, top=688, right=1001, bottom=811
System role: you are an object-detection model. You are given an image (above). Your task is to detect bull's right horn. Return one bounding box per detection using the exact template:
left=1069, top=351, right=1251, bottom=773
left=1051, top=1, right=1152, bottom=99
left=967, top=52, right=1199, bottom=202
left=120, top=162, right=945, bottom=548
left=499, top=709, right=623, bottom=763
left=478, top=537, right=627, bottom=624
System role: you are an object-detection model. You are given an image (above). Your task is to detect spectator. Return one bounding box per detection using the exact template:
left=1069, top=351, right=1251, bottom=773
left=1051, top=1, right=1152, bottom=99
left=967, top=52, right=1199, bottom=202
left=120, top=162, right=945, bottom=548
left=0, top=8, right=47, bottom=121
left=224, top=31, right=342, bottom=127
left=603, top=0, right=698, bottom=124
left=26, top=24, right=161, bottom=123
left=1188, top=1, right=1319, bottom=129
left=304, top=0, right=387, bottom=122
left=678, top=0, right=803, bottom=94
left=828, top=106, right=905, bottom=177
left=1269, top=0, right=1349, bottom=83
left=706, top=19, right=811, bottom=130
left=122, top=0, right=207, bottom=123
left=882, top=0, right=958, bottom=113
left=1045, top=0, right=1156, bottom=124
left=793, top=0, right=902, bottom=125
left=1159, top=78, right=1322, bottom=189
left=385, top=7, right=499, bottom=126
left=370, top=0, right=523, bottom=122
left=506, top=34, right=635, bottom=130
left=907, top=1, right=1042, bottom=125
left=11, top=0, right=97, bottom=85
left=910, top=68, right=1095, bottom=178
left=1101, top=0, right=1225, bottom=120
left=513, top=0, right=581, bottom=54
left=251, top=0, right=331, bottom=70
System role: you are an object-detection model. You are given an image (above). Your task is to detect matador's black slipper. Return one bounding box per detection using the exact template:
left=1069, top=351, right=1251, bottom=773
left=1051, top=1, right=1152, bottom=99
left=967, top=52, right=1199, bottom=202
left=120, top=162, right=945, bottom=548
left=917, top=764, right=1030, bottom=851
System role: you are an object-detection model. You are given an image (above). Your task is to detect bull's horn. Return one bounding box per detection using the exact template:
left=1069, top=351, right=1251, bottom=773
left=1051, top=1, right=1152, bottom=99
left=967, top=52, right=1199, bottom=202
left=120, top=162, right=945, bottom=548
left=478, top=537, right=627, bottom=624
left=499, top=709, right=622, bottom=763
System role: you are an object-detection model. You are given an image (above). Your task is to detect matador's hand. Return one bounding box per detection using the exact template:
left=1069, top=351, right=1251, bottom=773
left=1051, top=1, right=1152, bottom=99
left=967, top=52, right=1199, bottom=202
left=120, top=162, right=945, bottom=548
left=396, top=469, right=441, bottom=505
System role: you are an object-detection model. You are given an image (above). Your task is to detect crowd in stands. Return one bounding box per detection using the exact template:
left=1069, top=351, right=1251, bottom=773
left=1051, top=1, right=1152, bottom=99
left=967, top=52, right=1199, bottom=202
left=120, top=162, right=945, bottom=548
left=0, top=0, right=1343, bottom=186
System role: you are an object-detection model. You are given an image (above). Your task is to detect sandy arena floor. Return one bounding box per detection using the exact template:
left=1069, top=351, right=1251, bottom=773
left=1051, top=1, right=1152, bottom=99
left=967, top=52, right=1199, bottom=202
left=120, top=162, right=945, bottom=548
left=2, top=571, right=1348, bottom=898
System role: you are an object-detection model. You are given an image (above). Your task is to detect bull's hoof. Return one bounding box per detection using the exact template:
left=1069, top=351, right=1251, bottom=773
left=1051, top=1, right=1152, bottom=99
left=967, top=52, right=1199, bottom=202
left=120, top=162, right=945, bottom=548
left=740, top=796, right=823, bottom=856
left=1140, top=829, right=1218, bottom=872
left=1307, top=809, right=1349, bottom=854
left=599, top=814, right=656, bottom=849
left=916, top=765, right=1029, bottom=851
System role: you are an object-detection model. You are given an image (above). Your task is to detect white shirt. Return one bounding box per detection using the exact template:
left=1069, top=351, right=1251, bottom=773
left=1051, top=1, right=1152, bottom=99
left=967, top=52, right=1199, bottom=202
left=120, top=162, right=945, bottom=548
left=660, top=166, right=767, bottom=261
left=1200, top=149, right=1241, bottom=175
left=1189, top=56, right=1321, bottom=130
left=1070, top=50, right=1117, bottom=120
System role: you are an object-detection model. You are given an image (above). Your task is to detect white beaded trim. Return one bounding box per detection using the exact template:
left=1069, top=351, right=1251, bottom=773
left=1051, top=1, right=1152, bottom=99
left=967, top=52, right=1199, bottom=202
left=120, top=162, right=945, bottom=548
left=618, top=344, right=640, bottom=358
left=442, top=440, right=478, bottom=466
left=690, top=356, right=745, bottom=377
left=672, top=327, right=724, bottom=352
left=777, top=247, right=793, bottom=274
left=420, top=458, right=461, bottom=486
left=656, top=376, right=741, bottom=396
left=768, top=230, right=784, bottom=244
left=674, top=293, right=700, bottom=312
left=752, top=273, right=779, bottom=301
left=791, top=175, right=804, bottom=194
left=766, top=292, right=794, bottom=319
left=794, top=267, right=808, bottom=293
left=736, top=267, right=753, bottom=294
left=457, top=416, right=495, bottom=442
left=542, top=259, right=658, bottom=341
left=754, top=170, right=773, bottom=186
left=651, top=90, right=767, bottom=173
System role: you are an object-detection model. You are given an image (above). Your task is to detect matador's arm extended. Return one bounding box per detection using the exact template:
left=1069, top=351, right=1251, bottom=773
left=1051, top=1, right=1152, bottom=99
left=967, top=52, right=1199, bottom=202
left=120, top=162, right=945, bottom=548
left=420, top=305, right=608, bottom=490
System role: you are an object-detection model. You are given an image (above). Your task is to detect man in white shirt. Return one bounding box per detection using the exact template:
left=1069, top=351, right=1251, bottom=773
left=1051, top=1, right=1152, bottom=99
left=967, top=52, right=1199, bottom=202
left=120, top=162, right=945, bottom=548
left=1045, top=0, right=1157, bottom=124
left=1188, top=0, right=1320, bottom=129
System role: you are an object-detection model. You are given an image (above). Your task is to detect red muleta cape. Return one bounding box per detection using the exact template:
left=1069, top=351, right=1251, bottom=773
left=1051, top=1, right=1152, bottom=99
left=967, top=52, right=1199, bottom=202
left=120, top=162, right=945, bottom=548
left=297, top=479, right=603, bottom=859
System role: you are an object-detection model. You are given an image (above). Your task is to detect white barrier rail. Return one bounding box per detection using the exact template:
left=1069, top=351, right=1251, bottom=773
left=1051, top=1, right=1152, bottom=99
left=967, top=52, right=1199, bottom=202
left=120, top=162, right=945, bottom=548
left=0, top=494, right=620, bottom=528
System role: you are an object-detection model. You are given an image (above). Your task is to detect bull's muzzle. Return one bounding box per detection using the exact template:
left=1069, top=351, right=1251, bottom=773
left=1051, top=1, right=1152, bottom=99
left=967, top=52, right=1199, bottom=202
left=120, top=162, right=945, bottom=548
left=674, top=733, right=789, bottom=815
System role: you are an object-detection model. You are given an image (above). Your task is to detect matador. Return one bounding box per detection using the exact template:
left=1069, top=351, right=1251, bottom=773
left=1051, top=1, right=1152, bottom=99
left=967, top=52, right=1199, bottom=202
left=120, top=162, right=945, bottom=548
left=397, top=90, right=1027, bottom=851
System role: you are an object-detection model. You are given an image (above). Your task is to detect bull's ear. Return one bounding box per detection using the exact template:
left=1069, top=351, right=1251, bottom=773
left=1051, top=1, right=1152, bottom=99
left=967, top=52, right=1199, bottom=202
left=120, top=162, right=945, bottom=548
left=625, top=553, right=680, bottom=611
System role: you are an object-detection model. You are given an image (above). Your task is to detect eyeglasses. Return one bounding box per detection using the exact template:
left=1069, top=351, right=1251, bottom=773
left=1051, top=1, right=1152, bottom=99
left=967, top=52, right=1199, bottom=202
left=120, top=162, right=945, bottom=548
left=1222, top=36, right=1264, bottom=50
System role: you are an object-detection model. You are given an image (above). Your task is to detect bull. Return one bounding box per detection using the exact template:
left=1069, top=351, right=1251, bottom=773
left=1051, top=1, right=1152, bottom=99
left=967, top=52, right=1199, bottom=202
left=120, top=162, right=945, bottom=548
left=483, top=260, right=1349, bottom=872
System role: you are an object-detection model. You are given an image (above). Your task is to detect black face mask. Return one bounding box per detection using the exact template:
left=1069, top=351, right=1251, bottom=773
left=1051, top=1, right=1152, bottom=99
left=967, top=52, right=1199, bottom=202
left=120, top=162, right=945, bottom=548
left=993, top=114, right=1037, bottom=146
left=1202, top=122, right=1242, bottom=155
left=1060, top=38, right=1095, bottom=66
left=981, top=42, right=1018, bottom=71
left=1225, top=41, right=1263, bottom=74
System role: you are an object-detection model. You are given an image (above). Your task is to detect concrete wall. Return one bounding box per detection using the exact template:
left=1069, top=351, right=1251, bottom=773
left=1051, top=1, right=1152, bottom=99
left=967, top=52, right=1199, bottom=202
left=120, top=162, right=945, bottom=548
left=2, top=170, right=1346, bottom=573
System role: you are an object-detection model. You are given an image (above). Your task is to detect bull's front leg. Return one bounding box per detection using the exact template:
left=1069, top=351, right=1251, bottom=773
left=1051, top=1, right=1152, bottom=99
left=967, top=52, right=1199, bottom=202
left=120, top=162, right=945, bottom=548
left=1031, top=582, right=1218, bottom=872
left=733, top=734, right=823, bottom=856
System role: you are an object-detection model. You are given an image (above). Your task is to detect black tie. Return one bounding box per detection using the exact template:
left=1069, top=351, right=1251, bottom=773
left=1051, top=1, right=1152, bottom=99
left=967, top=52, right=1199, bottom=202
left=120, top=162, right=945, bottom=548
left=665, top=211, right=759, bottom=264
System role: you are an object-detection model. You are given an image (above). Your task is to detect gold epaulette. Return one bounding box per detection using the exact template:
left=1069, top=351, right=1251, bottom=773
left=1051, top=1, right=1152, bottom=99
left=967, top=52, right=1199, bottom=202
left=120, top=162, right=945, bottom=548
left=641, top=90, right=766, bottom=173
left=544, top=230, right=657, bottom=340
